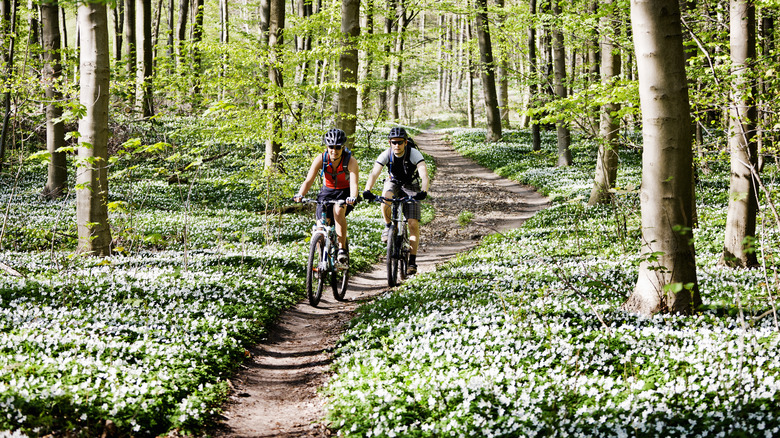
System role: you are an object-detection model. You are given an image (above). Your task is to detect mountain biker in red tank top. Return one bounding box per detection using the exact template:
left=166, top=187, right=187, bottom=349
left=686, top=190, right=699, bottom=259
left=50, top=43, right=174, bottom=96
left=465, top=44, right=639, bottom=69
left=294, top=128, right=359, bottom=265
left=362, top=126, right=430, bottom=275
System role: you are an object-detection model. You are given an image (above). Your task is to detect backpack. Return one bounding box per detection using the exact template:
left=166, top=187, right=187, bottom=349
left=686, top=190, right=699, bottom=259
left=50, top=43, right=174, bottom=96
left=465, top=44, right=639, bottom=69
left=320, top=149, right=352, bottom=189
left=387, top=137, right=420, bottom=184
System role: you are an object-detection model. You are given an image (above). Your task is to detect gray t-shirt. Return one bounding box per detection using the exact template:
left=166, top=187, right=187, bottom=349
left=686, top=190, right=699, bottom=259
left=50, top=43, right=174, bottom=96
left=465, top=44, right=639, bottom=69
left=376, top=147, right=424, bottom=184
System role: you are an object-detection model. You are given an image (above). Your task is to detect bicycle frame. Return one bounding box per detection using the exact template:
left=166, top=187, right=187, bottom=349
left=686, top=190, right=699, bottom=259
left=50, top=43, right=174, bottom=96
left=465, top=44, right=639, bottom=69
left=300, top=198, right=349, bottom=306
left=375, top=195, right=415, bottom=286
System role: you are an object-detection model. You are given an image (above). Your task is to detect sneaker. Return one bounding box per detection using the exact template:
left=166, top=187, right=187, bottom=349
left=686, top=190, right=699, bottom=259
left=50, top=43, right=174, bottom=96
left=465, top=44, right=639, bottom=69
left=381, top=225, right=391, bottom=243
left=337, top=249, right=349, bottom=265
left=407, top=264, right=417, bottom=275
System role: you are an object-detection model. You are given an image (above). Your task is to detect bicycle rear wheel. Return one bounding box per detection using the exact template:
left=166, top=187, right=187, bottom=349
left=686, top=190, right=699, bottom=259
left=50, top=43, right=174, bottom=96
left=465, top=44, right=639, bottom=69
left=306, top=233, right=328, bottom=306
left=332, top=239, right=349, bottom=301
left=386, top=225, right=398, bottom=287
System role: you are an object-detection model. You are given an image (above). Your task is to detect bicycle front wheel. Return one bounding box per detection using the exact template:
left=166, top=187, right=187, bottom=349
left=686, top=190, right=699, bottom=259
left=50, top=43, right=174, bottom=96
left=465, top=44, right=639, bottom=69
left=306, top=233, right=328, bottom=306
left=399, top=228, right=409, bottom=280
left=386, top=226, right=398, bottom=287
left=332, top=239, right=349, bottom=301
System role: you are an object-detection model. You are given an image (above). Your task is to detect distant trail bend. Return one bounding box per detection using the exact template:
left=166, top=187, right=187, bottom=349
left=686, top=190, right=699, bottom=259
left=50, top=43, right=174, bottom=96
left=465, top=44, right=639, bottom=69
left=211, top=130, right=549, bottom=438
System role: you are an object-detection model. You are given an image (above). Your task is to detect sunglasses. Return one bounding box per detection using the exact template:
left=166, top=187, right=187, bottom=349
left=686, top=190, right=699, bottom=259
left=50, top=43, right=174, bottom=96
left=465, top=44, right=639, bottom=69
left=327, top=145, right=343, bottom=150
left=390, top=140, right=405, bottom=145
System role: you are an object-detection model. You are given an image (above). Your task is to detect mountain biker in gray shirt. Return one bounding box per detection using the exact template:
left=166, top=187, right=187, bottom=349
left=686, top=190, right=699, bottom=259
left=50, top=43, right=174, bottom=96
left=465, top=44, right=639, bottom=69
left=363, top=127, right=430, bottom=275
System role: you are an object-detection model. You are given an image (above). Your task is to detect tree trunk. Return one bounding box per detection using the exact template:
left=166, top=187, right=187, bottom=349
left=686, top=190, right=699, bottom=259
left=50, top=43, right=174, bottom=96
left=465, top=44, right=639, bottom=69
left=175, top=0, right=188, bottom=69
left=721, top=0, right=758, bottom=268
left=378, top=0, right=395, bottom=117
left=445, top=15, right=453, bottom=109
left=437, top=14, right=444, bottom=106
left=218, top=0, right=229, bottom=97
left=623, top=0, right=699, bottom=316
left=42, top=1, right=66, bottom=199
left=166, top=0, right=173, bottom=60
left=77, top=0, right=112, bottom=256
left=28, top=0, right=39, bottom=59
left=588, top=0, right=620, bottom=205
left=587, top=1, right=599, bottom=134
left=337, top=0, right=360, bottom=143
left=758, top=12, right=774, bottom=171
left=123, top=0, right=135, bottom=80
left=495, top=0, right=509, bottom=128
left=359, top=0, right=372, bottom=112
left=552, top=0, right=571, bottom=166
left=467, top=18, right=474, bottom=128
left=264, top=0, right=284, bottom=171
left=136, top=0, right=154, bottom=116
left=192, top=0, right=204, bottom=95
left=390, top=3, right=408, bottom=121
left=113, top=0, right=123, bottom=62
left=474, top=0, right=501, bottom=141
left=0, top=0, right=17, bottom=170
left=258, top=0, right=269, bottom=38
left=528, top=0, right=540, bottom=151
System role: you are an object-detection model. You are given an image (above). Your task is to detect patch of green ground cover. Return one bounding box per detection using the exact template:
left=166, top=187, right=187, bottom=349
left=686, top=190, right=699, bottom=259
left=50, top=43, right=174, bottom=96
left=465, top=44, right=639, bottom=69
left=325, top=129, right=780, bottom=437
left=0, top=123, right=403, bottom=436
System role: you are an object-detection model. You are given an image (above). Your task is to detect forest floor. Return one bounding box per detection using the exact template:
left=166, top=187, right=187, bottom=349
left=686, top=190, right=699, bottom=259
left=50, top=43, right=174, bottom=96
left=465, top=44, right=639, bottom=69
left=209, top=131, right=549, bottom=437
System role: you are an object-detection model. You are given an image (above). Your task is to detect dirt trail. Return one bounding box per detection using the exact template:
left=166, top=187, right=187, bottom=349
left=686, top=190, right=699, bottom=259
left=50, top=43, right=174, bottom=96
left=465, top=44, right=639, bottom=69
left=211, top=131, right=549, bottom=437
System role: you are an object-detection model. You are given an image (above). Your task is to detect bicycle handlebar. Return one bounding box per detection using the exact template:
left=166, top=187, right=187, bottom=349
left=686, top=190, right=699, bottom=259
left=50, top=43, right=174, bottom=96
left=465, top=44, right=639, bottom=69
left=373, top=196, right=417, bottom=204
left=295, top=198, right=348, bottom=206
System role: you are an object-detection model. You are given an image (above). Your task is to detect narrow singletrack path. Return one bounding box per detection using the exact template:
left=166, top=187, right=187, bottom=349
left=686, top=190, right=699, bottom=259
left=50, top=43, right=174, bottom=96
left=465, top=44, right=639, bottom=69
left=211, top=130, right=549, bottom=437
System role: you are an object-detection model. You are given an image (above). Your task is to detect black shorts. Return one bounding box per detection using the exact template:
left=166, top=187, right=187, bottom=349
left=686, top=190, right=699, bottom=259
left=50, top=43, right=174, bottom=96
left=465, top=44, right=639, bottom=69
left=316, top=187, right=354, bottom=222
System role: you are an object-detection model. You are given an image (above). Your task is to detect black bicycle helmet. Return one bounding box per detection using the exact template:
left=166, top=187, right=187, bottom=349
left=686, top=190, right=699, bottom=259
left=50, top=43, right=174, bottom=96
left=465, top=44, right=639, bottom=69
left=323, top=128, right=347, bottom=146
left=387, top=126, right=408, bottom=140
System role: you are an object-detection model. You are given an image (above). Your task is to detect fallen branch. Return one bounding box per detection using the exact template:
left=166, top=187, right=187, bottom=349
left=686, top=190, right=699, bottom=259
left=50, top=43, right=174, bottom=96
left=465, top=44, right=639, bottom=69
left=0, top=260, right=23, bottom=277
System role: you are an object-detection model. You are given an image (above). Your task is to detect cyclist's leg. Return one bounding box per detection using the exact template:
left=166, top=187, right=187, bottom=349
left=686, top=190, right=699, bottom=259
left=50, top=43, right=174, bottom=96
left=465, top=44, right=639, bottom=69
left=408, top=218, right=420, bottom=254
left=333, top=203, right=348, bottom=249
left=381, top=179, right=398, bottom=225
left=402, top=182, right=422, bottom=255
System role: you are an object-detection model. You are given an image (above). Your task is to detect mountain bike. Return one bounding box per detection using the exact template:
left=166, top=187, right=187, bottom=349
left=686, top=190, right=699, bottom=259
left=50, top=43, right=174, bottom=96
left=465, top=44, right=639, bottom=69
left=373, top=195, right=415, bottom=287
left=300, top=198, right=349, bottom=306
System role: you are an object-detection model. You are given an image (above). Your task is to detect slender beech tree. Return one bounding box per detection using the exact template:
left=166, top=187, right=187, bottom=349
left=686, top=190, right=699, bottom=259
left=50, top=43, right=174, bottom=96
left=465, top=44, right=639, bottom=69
left=495, top=0, right=509, bottom=128
left=759, top=12, right=774, bottom=160
left=136, top=0, right=154, bottom=116
left=528, top=0, right=541, bottom=151
left=378, top=0, right=395, bottom=115
left=192, top=0, right=204, bottom=95
left=586, top=1, right=599, bottom=133
left=123, top=0, right=135, bottom=80
left=474, top=0, right=501, bottom=141
left=437, top=14, right=444, bottom=106
left=467, top=16, right=474, bottom=127
left=113, top=1, right=123, bottom=62
left=721, top=0, right=758, bottom=268
left=390, top=1, right=411, bottom=121
left=337, top=0, right=360, bottom=143
left=0, top=0, right=17, bottom=169
left=76, top=0, right=112, bottom=256
left=624, top=0, right=700, bottom=316
left=166, top=0, right=173, bottom=61
left=219, top=0, right=229, bottom=89
left=264, top=0, right=284, bottom=170
left=552, top=0, right=571, bottom=165
left=359, top=0, right=373, bottom=112
left=588, top=0, right=620, bottom=205
left=175, top=0, right=188, bottom=68
left=42, top=0, right=66, bottom=198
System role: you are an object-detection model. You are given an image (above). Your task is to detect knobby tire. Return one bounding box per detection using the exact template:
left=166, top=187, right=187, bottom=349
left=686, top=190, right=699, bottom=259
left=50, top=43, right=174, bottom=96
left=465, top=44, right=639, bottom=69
left=307, top=233, right=328, bottom=306
left=331, top=240, right=349, bottom=301
left=386, top=225, right=398, bottom=287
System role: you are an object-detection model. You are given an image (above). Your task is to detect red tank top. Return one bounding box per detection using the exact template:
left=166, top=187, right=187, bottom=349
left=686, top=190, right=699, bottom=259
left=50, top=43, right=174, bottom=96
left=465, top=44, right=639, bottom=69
left=322, top=152, right=351, bottom=189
